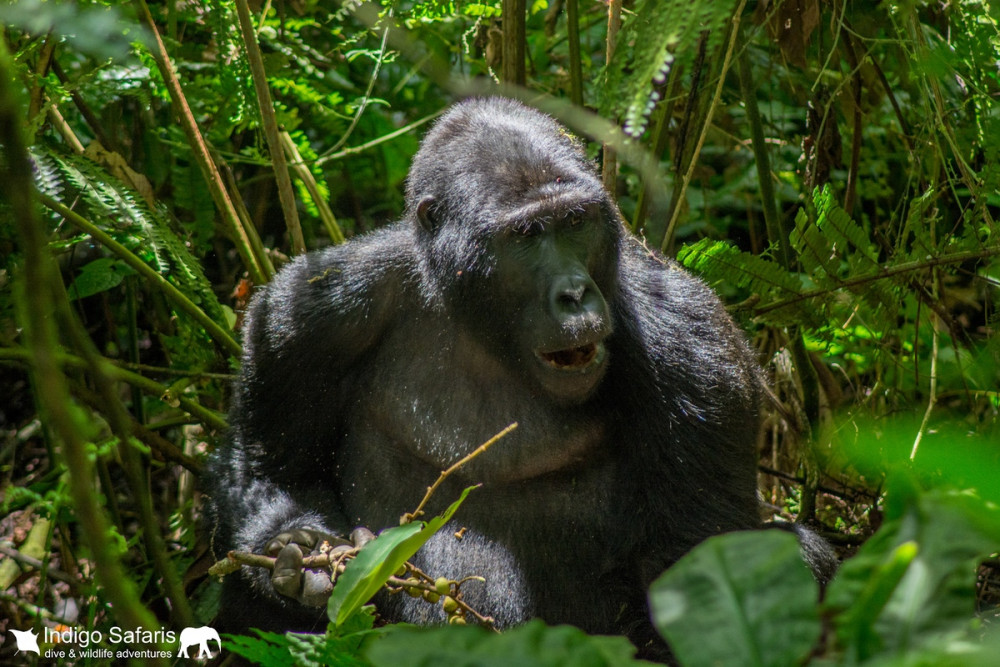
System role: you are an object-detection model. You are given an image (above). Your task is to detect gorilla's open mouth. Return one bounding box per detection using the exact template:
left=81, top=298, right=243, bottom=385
left=536, top=342, right=605, bottom=371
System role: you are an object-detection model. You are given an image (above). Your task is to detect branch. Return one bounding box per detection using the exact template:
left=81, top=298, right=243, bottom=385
left=661, top=0, right=747, bottom=253
left=134, top=0, right=273, bottom=284
left=601, top=0, right=622, bottom=193
left=38, top=194, right=242, bottom=358
left=0, top=346, right=228, bottom=432
left=235, top=0, right=304, bottom=255
left=282, top=131, right=346, bottom=244
left=403, top=423, right=518, bottom=523
left=752, top=245, right=1000, bottom=318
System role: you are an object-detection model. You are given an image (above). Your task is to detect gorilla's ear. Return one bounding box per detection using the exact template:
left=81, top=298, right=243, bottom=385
left=416, top=196, right=438, bottom=233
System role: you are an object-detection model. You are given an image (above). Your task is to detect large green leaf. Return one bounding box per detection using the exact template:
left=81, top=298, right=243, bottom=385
left=328, top=485, right=477, bottom=627
left=649, top=530, right=820, bottom=667
left=366, top=619, right=652, bottom=667
left=825, top=490, right=1000, bottom=663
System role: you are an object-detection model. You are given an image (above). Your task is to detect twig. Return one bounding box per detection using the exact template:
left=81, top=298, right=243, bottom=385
left=0, top=347, right=229, bottom=432
left=601, top=0, right=622, bottom=193
left=403, top=422, right=518, bottom=524
left=211, top=550, right=498, bottom=628
left=281, top=131, right=346, bottom=244
left=840, top=29, right=864, bottom=214
left=566, top=0, right=582, bottom=107
left=502, top=0, right=526, bottom=86
left=134, top=0, right=273, bottom=284
left=326, top=8, right=392, bottom=155
left=317, top=111, right=443, bottom=165
left=0, top=591, right=79, bottom=627
left=752, top=245, right=1000, bottom=318
left=661, top=0, right=747, bottom=253
left=235, top=0, right=304, bottom=254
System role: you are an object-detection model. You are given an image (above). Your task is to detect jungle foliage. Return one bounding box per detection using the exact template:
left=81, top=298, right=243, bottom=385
left=1, top=0, right=999, bottom=665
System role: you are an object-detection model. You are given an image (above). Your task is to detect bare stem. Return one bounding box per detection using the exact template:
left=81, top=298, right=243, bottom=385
left=403, top=422, right=518, bottom=523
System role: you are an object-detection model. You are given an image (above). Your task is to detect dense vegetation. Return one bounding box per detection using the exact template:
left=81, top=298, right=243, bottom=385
left=1, top=1, right=998, bottom=664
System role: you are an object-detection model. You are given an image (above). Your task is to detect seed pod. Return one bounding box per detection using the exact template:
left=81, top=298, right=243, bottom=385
left=434, top=577, right=451, bottom=596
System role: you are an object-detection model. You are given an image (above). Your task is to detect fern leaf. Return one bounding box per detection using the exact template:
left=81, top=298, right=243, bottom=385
left=790, top=207, right=837, bottom=284
left=678, top=237, right=801, bottom=296
left=42, top=148, right=229, bottom=330
left=679, top=238, right=830, bottom=326
left=793, top=185, right=899, bottom=316
left=602, top=0, right=739, bottom=137
left=812, top=185, right=879, bottom=268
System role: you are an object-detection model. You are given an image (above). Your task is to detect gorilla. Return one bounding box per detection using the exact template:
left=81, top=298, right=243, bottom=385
left=206, top=96, right=834, bottom=649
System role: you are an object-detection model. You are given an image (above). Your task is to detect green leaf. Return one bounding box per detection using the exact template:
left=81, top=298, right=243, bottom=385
left=824, top=490, right=1000, bottom=663
left=366, top=619, right=651, bottom=667
left=832, top=540, right=919, bottom=661
left=223, top=630, right=299, bottom=667
left=67, top=258, right=136, bottom=300
left=224, top=608, right=382, bottom=667
left=602, top=0, right=739, bottom=137
left=328, top=486, right=477, bottom=627
left=0, top=0, right=149, bottom=61
left=649, top=530, right=820, bottom=667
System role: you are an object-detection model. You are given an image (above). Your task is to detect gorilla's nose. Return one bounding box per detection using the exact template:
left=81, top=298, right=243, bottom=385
left=551, top=274, right=604, bottom=318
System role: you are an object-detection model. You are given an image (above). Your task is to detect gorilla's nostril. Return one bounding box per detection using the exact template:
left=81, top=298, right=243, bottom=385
left=558, top=288, right=584, bottom=309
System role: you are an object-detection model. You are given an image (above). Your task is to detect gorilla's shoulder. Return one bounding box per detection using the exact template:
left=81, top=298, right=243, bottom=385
left=267, top=224, right=419, bottom=296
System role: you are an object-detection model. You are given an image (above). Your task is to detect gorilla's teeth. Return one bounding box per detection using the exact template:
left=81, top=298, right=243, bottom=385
left=543, top=343, right=597, bottom=369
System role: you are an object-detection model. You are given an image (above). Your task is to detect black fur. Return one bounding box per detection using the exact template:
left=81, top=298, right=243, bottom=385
left=206, top=97, right=824, bottom=646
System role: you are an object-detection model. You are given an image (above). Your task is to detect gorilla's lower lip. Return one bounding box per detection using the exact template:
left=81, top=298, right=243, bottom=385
left=536, top=342, right=605, bottom=371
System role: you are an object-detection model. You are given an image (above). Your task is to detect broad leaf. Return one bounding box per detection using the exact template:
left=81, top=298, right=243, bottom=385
left=366, top=619, right=652, bottom=667
left=649, top=530, right=820, bottom=667
left=825, top=490, right=1000, bottom=662
left=328, top=485, right=477, bottom=626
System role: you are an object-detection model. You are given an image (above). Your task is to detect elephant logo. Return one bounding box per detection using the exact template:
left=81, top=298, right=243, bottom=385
left=177, top=625, right=222, bottom=659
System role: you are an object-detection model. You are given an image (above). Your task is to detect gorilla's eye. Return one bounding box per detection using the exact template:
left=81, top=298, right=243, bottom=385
left=518, top=221, right=544, bottom=237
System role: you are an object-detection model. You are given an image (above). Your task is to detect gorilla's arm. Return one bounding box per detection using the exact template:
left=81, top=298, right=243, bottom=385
left=615, top=239, right=838, bottom=584
left=207, top=228, right=414, bottom=619
left=610, top=239, right=764, bottom=569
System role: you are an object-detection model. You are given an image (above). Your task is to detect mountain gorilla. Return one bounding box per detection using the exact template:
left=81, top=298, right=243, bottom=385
left=207, top=97, right=834, bottom=648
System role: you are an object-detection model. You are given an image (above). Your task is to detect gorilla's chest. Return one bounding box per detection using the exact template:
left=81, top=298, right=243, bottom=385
left=336, top=322, right=613, bottom=525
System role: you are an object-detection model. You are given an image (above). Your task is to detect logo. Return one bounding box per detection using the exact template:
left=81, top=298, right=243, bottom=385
left=9, top=629, right=40, bottom=655
left=6, top=624, right=223, bottom=660
left=178, top=626, right=222, bottom=659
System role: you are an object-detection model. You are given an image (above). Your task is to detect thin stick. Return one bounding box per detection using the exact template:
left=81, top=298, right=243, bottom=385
left=601, top=0, right=622, bottom=193
left=403, top=423, right=518, bottom=524
left=661, top=0, right=747, bottom=252
left=235, top=0, right=304, bottom=254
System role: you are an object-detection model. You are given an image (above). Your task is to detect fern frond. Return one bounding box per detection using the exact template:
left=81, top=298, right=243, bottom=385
left=679, top=237, right=831, bottom=326
left=678, top=237, right=801, bottom=296
left=31, top=150, right=64, bottom=201
left=41, top=147, right=229, bottom=329
left=602, top=0, right=739, bottom=137
left=812, top=185, right=879, bottom=268
left=791, top=185, right=900, bottom=317
left=790, top=207, right=837, bottom=283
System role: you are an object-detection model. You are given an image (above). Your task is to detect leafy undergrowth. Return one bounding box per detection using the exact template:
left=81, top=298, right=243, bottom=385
left=225, top=471, right=1000, bottom=667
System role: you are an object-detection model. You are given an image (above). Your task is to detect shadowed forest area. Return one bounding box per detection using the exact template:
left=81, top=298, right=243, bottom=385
left=1, top=1, right=999, bottom=665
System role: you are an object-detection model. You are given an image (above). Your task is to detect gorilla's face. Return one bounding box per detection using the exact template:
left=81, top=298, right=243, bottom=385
left=408, top=100, right=621, bottom=405
left=489, top=202, right=615, bottom=404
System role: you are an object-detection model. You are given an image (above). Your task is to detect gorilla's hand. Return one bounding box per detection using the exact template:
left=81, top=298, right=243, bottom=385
left=266, top=528, right=348, bottom=606
left=265, top=527, right=376, bottom=607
